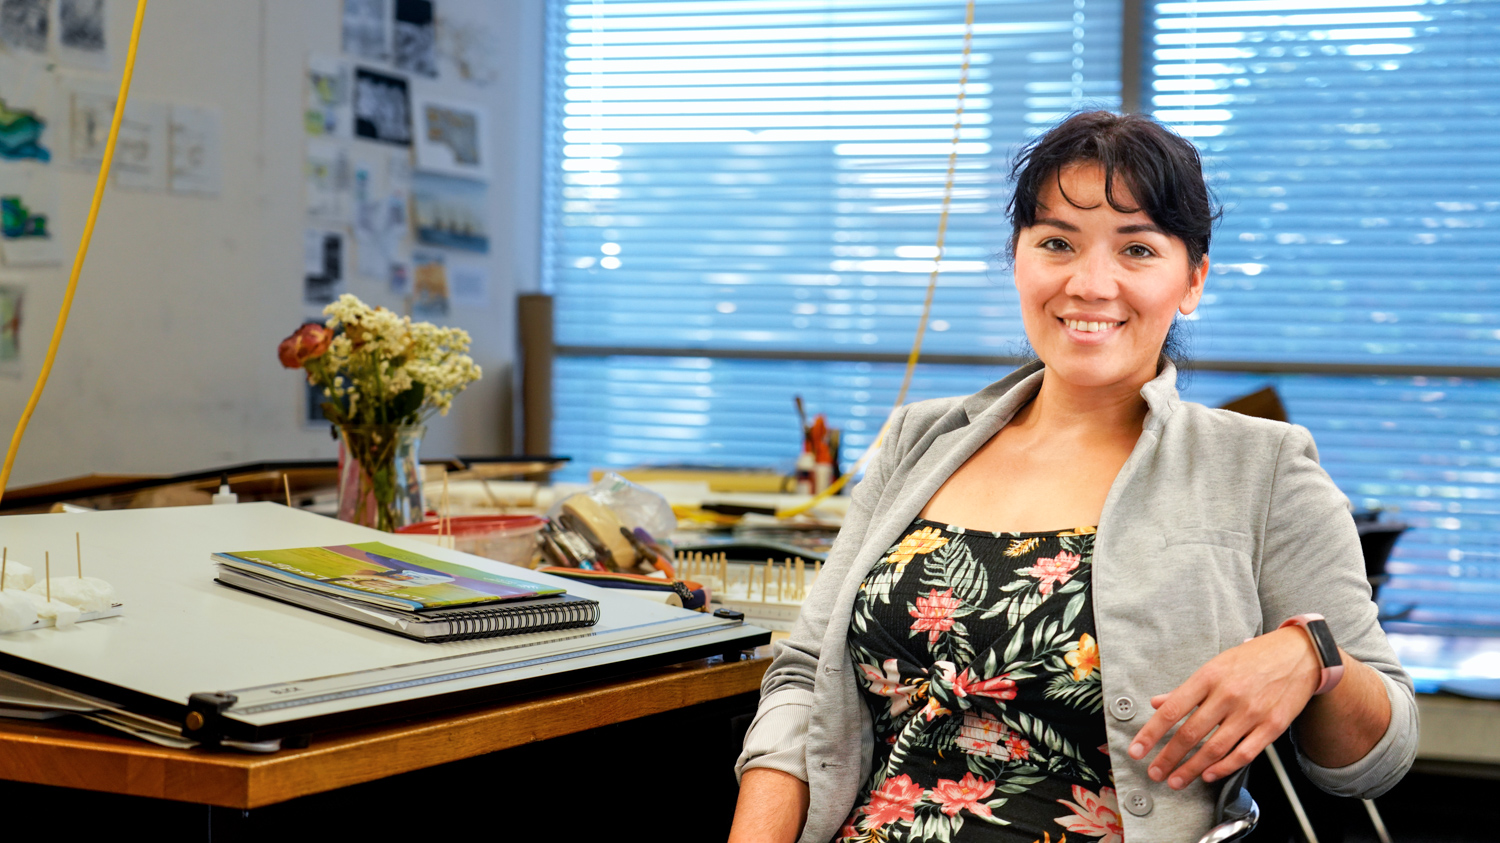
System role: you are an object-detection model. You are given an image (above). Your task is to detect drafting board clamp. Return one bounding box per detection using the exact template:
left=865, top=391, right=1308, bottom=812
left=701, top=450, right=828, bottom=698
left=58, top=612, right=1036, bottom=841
left=0, top=505, right=769, bottom=747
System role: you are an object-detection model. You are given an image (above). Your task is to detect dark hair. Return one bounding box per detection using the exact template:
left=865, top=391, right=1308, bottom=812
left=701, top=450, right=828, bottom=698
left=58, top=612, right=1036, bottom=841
left=1006, top=111, right=1220, bottom=268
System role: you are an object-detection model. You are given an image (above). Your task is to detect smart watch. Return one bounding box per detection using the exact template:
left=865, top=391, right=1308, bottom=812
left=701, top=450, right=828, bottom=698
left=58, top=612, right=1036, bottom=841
left=1278, top=613, right=1344, bottom=695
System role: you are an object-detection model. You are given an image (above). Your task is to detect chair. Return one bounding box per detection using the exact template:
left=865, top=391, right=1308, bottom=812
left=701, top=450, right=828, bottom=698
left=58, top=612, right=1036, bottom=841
left=1196, top=764, right=1260, bottom=843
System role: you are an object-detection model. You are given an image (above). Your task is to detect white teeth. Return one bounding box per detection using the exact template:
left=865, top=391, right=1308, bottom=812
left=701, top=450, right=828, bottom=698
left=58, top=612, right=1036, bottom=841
left=1062, top=319, right=1122, bottom=333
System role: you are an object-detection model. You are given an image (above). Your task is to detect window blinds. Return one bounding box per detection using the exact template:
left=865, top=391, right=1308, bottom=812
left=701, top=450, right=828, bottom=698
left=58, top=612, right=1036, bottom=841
left=1145, top=0, right=1500, bottom=631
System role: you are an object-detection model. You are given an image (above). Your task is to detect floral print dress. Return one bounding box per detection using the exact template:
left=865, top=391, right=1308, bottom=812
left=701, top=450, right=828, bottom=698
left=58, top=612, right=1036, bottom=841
left=839, top=520, right=1123, bottom=843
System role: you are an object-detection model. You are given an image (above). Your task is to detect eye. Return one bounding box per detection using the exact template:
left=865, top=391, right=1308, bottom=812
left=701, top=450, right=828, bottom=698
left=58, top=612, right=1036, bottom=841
left=1123, top=243, right=1157, bottom=259
left=1039, top=237, right=1072, bottom=252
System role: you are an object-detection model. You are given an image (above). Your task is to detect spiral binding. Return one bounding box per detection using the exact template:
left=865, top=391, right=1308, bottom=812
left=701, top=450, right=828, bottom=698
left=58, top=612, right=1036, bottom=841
left=426, top=600, right=601, bottom=643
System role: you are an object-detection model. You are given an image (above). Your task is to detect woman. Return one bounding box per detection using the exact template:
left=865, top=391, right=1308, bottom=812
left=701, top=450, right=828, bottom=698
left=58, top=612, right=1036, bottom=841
left=728, top=111, right=1417, bottom=843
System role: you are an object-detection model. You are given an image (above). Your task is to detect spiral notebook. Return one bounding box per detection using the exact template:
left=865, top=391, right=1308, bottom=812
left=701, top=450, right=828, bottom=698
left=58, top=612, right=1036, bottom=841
left=215, top=567, right=600, bottom=642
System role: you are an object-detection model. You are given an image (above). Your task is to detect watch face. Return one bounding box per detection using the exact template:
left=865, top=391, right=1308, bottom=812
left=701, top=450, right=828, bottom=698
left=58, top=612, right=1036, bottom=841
left=1306, top=619, right=1342, bottom=668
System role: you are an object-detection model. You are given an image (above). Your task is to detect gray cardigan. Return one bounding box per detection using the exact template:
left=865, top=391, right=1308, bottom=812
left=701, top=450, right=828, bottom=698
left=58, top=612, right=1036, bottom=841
left=735, top=360, right=1418, bottom=843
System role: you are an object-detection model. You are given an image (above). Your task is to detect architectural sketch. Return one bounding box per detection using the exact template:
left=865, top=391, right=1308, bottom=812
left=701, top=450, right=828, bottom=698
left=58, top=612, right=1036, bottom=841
left=341, top=0, right=387, bottom=62
left=392, top=0, right=435, bottom=78
left=411, top=93, right=487, bottom=180
left=113, top=100, right=167, bottom=191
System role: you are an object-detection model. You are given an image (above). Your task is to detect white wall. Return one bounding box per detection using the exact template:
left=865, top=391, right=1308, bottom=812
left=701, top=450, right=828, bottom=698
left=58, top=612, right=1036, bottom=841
left=0, top=0, right=544, bottom=488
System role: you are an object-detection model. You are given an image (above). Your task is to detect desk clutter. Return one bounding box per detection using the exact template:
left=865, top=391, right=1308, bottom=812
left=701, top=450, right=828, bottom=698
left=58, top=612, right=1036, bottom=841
left=0, top=538, right=120, bottom=634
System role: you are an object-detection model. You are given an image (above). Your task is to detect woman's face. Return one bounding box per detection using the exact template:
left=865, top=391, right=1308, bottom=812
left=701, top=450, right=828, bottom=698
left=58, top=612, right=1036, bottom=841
left=1013, top=162, right=1207, bottom=393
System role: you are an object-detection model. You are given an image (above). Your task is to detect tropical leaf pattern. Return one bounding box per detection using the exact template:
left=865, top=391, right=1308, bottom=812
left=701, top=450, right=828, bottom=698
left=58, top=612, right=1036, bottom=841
left=839, top=519, right=1113, bottom=843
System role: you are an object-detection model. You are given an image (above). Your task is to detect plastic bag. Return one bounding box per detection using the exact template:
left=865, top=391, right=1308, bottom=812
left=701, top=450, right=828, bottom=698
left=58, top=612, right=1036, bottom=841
left=546, top=471, right=676, bottom=540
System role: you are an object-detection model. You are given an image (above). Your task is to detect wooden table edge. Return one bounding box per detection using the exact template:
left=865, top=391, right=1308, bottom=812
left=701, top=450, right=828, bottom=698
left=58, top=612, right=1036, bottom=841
left=0, top=651, right=772, bottom=809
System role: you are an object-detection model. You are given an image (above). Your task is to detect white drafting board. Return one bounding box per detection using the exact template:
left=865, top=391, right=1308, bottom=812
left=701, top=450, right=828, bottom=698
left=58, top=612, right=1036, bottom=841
left=0, top=504, right=767, bottom=741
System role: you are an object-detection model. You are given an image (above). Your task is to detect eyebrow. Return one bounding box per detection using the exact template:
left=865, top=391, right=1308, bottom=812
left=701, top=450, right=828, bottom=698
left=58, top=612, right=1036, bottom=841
left=1033, top=218, right=1166, bottom=236
left=1033, top=217, right=1079, bottom=232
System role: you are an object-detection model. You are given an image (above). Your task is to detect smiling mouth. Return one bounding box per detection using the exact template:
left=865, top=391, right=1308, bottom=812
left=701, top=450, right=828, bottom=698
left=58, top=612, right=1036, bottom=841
left=1060, top=318, right=1124, bottom=333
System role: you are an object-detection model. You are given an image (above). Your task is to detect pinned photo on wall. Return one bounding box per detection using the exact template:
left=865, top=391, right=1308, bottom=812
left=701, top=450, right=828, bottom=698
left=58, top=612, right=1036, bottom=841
left=392, top=0, right=436, bottom=78
left=411, top=92, right=487, bottom=180
left=305, top=137, right=351, bottom=222
left=113, top=100, right=167, bottom=191
left=304, top=228, right=345, bottom=305
left=412, top=171, right=487, bottom=252
left=169, top=104, right=221, bottom=196
left=0, top=163, right=59, bottom=265
left=0, top=283, right=21, bottom=371
left=0, top=0, right=49, bottom=54
left=305, top=55, right=351, bottom=138
left=341, top=0, right=387, bottom=62
left=410, top=249, right=449, bottom=318
left=353, top=67, right=411, bottom=147
left=0, top=92, right=50, bottom=163
left=56, top=0, right=107, bottom=70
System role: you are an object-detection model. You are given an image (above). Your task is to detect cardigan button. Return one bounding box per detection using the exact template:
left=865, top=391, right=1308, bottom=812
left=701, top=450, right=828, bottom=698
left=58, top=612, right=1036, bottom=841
left=1110, top=696, right=1137, bottom=720
left=1123, top=789, right=1154, bottom=816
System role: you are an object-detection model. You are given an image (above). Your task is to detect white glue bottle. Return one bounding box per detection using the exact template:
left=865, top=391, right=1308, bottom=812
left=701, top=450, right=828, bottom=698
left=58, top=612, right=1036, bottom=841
left=211, top=473, right=238, bottom=505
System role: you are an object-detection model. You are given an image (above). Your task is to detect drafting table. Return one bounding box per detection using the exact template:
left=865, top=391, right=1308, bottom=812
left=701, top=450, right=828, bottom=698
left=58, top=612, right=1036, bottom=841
left=0, top=503, right=768, bottom=745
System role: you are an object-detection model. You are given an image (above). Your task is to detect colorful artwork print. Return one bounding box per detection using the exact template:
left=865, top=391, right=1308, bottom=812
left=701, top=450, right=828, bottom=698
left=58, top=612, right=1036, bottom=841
left=0, top=98, right=48, bottom=162
left=0, top=0, right=48, bottom=53
left=412, top=94, right=488, bottom=180
left=411, top=171, right=488, bottom=252
left=305, top=56, right=350, bottom=138
left=0, top=164, right=58, bottom=265
left=353, top=67, right=411, bottom=146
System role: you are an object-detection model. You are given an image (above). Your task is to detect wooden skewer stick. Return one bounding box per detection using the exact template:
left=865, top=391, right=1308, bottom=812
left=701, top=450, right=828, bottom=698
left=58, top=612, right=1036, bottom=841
left=762, top=559, right=771, bottom=603
left=284, top=473, right=293, bottom=508
left=777, top=559, right=785, bottom=602
left=76, top=532, right=82, bottom=578
left=44, top=552, right=50, bottom=602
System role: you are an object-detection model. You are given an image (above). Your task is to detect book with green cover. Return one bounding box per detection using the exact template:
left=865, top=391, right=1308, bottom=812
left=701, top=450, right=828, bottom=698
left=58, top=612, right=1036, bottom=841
left=213, top=542, right=564, bottom=612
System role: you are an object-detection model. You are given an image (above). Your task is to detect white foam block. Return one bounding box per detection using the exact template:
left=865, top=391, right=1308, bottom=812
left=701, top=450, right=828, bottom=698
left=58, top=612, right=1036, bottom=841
left=0, top=591, right=37, bottom=633
left=22, top=593, right=81, bottom=629
left=1, top=561, right=36, bottom=591
left=28, top=577, right=115, bottom=613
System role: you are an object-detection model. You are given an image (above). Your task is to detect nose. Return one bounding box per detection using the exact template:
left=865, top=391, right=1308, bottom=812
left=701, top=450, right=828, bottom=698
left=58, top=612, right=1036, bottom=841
left=1063, top=246, right=1120, bottom=301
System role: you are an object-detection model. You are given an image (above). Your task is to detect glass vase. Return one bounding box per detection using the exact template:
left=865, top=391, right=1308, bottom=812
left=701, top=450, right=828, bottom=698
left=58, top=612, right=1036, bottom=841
left=335, top=424, right=426, bottom=532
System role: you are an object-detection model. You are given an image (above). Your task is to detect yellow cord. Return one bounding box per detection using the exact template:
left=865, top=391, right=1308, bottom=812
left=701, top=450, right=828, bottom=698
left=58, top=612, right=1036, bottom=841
left=777, top=0, right=977, bottom=519
left=0, top=0, right=148, bottom=505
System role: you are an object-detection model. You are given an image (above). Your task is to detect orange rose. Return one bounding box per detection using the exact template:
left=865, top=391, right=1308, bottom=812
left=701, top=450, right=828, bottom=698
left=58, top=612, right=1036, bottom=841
left=278, top=323, right=333, bottom=368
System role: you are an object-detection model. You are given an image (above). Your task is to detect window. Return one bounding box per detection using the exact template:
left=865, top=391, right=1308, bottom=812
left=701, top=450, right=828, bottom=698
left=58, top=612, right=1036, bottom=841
left=542, top=0, right=1500, bottom=633
left=544, top=0, right=1122, bottom=470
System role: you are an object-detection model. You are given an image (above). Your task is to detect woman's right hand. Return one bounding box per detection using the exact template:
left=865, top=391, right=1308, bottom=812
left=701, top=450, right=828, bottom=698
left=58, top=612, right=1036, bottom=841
left=728, top=768, right=810, bottom=843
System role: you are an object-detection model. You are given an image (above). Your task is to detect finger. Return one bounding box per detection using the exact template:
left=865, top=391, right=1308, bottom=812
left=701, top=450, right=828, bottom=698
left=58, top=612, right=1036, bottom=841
left=1129, top=680, right=1208, bottom=760
left=1166, top=713, right=1254, bottom=789
left=1200, top=722, right=1283, bottom=784
left=1147, top=696, right=1233, bottom=785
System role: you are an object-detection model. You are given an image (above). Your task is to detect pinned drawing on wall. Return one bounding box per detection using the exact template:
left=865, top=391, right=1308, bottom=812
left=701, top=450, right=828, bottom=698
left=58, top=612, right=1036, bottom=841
left=65, top=81, right=114, bottom=168
left=411, top=92, right=487, bottom=180
left=0, top=96, right=49, bottom=162
left=169, top=104, right=221, bottom=196
left=341, top=0, right=387, bottom=62
left=411, top=171, right=487, bottom=252
left=410, top=249, right=448, bottom=318
left=447, top=260, right=487, bottom=308
left=352, top=147, right=411, bottom=292
left=112, top=100, right=167, bottom=191
left=305, top=55, right=350, bottom=138
left=305, top=137, right=351, bottom=222
left=0, top=0, right=49, bottom=54
left=0, top=283, right=21, bottom=369
left=56, top=0, right=107, bottom=70
left=304, top=228, right=345, bottom=305
left=353, top=67, right=410, bottom=147
left=436, top=13, right=498, bottom=88
left=0, top=163, right=59, bottom=265
left=392, top=0, right=436, bottom=78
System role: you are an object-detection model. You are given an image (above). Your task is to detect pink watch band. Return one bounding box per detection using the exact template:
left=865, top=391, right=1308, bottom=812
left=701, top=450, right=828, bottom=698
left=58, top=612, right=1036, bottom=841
left=1279, top=613, right=1344, bottom=695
